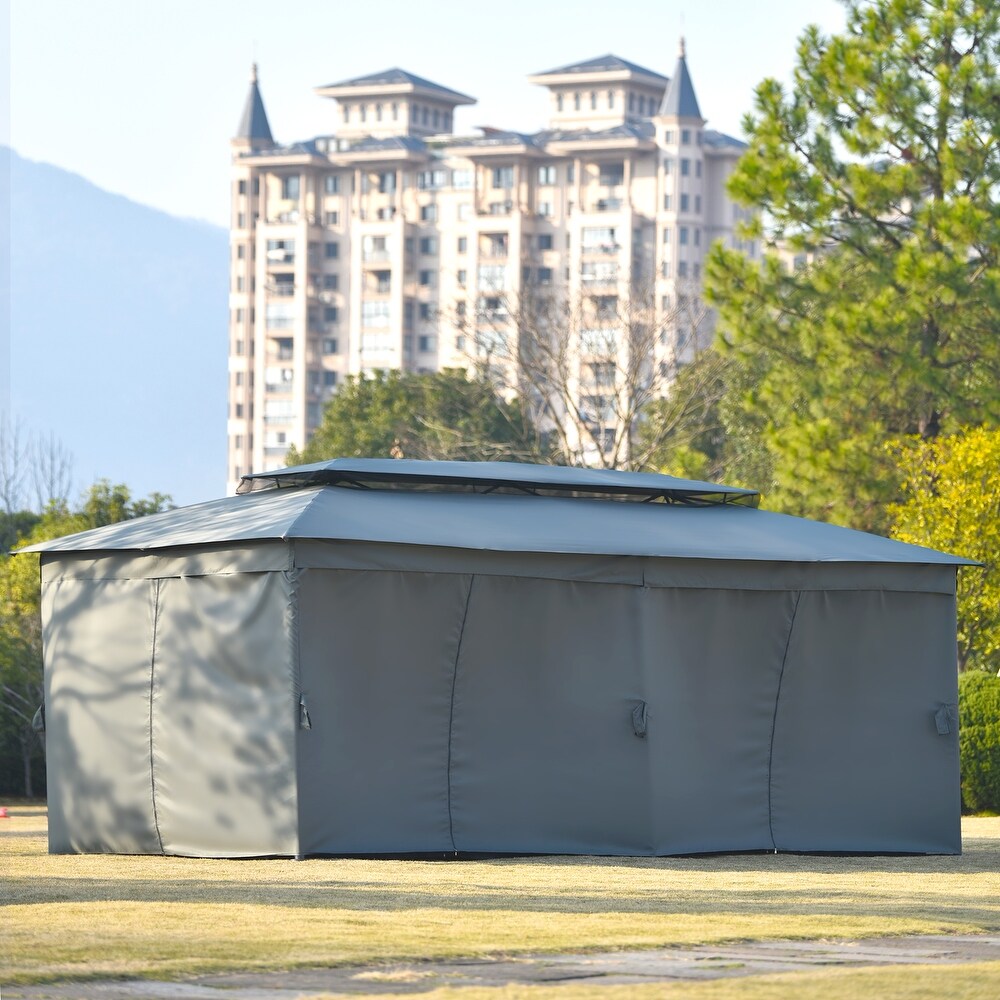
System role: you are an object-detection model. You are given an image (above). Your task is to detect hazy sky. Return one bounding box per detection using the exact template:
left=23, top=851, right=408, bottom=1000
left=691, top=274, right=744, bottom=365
left=7, top=0, right=846, bottom=227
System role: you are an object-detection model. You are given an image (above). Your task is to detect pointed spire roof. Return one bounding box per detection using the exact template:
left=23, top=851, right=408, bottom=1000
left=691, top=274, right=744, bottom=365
left=658, top=38, right=703, bottom=120
left=235, top=63, right=274, bottom=143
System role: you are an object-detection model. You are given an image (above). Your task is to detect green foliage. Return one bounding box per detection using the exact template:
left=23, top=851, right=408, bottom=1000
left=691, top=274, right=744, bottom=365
left=888, top=426, right=1000, bottom=672
left=639, top=349, right=775, bottom=494
left=289, top=369, right=544, bottom=465
left=958, top=671, right=1000, bottom=813
left=0, top=481, right=172, bottom=796
left=706, top=0, right=1000, bottom=529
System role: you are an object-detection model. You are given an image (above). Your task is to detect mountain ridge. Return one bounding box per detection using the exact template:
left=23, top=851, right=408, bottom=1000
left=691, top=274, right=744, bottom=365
left=6, top=146, right=229, bottom=506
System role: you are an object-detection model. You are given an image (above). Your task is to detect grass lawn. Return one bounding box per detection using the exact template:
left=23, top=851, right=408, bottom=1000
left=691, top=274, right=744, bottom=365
left=1, top=807, right=998, bottom=986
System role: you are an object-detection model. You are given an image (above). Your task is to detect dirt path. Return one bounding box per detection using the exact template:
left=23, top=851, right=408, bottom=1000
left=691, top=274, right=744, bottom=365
left=6, top=934, right=1000, bottom=998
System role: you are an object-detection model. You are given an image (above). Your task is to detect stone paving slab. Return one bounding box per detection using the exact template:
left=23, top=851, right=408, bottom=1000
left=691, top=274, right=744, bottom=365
left=6, top=934, right=1000, bottom=999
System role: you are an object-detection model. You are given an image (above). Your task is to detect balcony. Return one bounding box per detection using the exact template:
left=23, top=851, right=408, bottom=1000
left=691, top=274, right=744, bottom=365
left=362, top=250, right=391, bottom=263
left=594, top=198, right=622, bottom=213
left=266, top=281, right=295, bottom=297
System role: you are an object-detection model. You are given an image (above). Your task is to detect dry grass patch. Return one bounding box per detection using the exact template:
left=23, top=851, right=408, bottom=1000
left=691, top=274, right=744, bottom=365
left=311, top=963, right=1000, bottom=1000
left=1, top=808, right=998, bottom=984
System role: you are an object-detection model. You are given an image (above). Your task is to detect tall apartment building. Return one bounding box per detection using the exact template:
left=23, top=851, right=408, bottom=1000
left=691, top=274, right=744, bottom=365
left=228, top=45, right=754, bottom=492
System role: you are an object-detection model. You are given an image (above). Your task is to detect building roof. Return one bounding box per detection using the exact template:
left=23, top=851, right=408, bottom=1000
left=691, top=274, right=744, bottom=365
left=22, top=459, right=973, bottom=566
left=315, top=68, right=475, bottom=105
left=234, top=63, right=273, bottom=143
left=531, top=54, right=668, bottom=84
left=702, top=129, right=747, bottom=150
left=658, top=39, right=703, bottom=120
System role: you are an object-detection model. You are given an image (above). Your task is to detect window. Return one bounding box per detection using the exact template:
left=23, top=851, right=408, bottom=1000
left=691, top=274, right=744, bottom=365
left=538, top=234, right=553, bottom=250
left=266, top=303, right=294, bottom=329
left=590, top=362, right=616, bottom=387
left=325, top=211, right=339, bottom=225
left=537, top=165, right=557, bottom=185
left=266, top=239, right=295, bottom=263
left=419, top=237, right=438, bottom=254
left=607, top=89, right=615, bottom=108
left=537, top=267, right=553, bottom=285
left=628, top=92, right=635, bottom=112
left=590, top=91, right=597, bottom=109
left=361, top=300, right=391, bottom=327
left=574, top=92, right=581, bottom=111
left=375, top=103, right=383, bottom=122
left=582, top=226, right=618, bottom=251
left=488, top=201, right=510, bottom=215
left=418, top=335, right=435, bottom=352
left=420, top=204, right=438, bottom=222
left=236, top=245, right=245, bottom=259
left=695, top=195, right=702, bottom=213
left=680, top=227, right=689, bottom=245
left=324, top=175, right=340, bottom=194
left=323, top=274, right=338, bottom=290
left=324, top=306, right=338, bottom=322
left=324, top=371, right=338, bottom=387
left=696, top=160, right=702, bottom=178
left=392, top=102, right=399, bottom=120
left=418, top=302, right=433, bottom=321
left=419, top=270, right=433, bottom=286
left=235, top=404, right=243, bottom=418
left=537, top=201, right=553, bottom=217
left=457, top=269, right=467, bottom=287
left=567, top=164, right=575, bottom=183
left=681, top=129, right=691, bottom=144
left=599, top=162, right=624, bottom=186
left=452, top=169, right=473, bottom=189
left=360, top=105, right=367, bottom=122
left=322, top=337, right=338, bottom=354
left=235, top=307, right=244, bottom=322
left=694, top=229, right=701, bottom=246
left=662, top=228, right=671, bottom=244
left=378, top=171, right=396, bottom=193
left=417, top=169, right=448, bottom=189
left=681, top=159, right=690, bottom=176
left=237, top=180, right=247, bottom=195
left=680, top=193, right=690, bottom=212
left=362, top=235, right=389, bottom=261
left=664, top=194, right=672, bottom=211
left=457, top=236, right=468, bottom=253
left=432, top=108, right=440, bottom=129
left=325, top=241, right=339, bottom=259
left=664, top=130, right=674, bottom=143
left=281, top=175, right=300, bottom=200
left=638, top=95, right=646, bottom=115
left=678, top=261, right=689, bottom=277
left=477, top=264, right=506, bottom=290
left=663, top=158, right=674, bottom=175
left=492, top=166, right=514, bottom=189
left=422, top=107, right=429, bottom=125
left=456, top=301, right=467, bottom=318
left=374, top=270, right=391, bottom=293
left=237, top=213, right=246, bottom=228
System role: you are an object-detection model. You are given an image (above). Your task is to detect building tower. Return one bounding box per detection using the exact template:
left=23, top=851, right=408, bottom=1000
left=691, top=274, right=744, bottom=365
left=225, top=51, right=754, bottom=491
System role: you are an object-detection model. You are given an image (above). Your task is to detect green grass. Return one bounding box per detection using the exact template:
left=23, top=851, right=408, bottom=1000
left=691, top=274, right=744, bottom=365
left=1, top=808, right=999, bottom=985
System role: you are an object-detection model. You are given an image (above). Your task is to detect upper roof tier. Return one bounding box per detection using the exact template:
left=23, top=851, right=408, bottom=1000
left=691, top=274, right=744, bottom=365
left=236, top=458, right=760, bottom=505
left=315, top=68, right=476, bottom=106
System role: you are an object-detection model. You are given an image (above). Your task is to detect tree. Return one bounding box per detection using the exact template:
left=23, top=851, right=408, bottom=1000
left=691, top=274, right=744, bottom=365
left=287, top=368, right=541, bottom=465
left=706, top=0, right=1000, bottom=529
left=457, top=278, right=716, bottom=471
left=0, top=482, right=173, bottom=797
left=887, top=426, right=1000, bottom=672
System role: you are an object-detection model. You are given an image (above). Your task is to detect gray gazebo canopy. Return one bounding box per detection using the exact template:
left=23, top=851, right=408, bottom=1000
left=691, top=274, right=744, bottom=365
left=26, top=459, right=971, bottom=859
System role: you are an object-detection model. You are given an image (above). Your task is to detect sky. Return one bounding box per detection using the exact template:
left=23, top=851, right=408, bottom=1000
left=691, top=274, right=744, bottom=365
left=6, top=0, right=847, bottom=227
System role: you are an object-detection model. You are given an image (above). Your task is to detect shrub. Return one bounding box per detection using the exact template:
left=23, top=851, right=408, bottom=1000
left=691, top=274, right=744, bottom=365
left=959, top=671, right=1000, bottom=813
